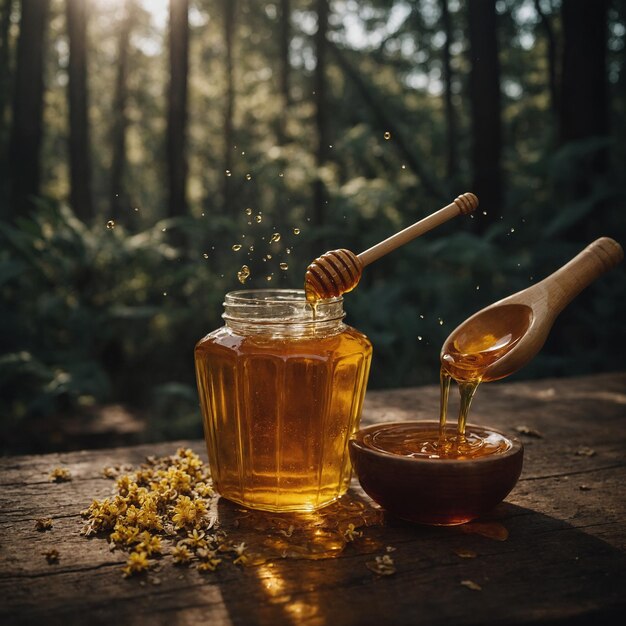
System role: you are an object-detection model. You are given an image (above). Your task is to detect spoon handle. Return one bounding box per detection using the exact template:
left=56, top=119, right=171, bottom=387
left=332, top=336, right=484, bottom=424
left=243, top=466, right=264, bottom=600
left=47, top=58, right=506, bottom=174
left=356, top=193, right=478, bottom=267
left=539, top=237, right=623, bottom=314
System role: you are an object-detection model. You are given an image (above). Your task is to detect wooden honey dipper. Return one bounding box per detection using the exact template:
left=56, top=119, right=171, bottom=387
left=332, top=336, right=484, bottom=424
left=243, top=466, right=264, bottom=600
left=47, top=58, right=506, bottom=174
left=305, top=192, right=478, bottom=302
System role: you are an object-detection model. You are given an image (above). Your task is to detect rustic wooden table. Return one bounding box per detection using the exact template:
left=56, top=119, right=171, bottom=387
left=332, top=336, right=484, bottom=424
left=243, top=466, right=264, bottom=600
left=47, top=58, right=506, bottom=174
left=1, top=372, right=625, bottom=625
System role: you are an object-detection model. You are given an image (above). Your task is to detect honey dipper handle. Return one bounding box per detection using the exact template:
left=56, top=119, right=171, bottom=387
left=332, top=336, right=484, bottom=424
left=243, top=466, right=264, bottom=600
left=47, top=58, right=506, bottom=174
left=356, top=193, right=478, bottom=267
left=539, top=237, right=624, bottom=314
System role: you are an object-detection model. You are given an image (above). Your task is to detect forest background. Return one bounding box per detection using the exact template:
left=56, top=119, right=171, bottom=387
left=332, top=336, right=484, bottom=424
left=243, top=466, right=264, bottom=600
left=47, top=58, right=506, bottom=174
left=1, top=0, right=625, bottom=453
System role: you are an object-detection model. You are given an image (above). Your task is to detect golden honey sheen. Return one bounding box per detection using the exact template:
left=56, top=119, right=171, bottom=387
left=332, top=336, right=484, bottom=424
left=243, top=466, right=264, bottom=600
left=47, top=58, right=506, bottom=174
left=194, top=290, right=372, bottom=512
left=437, top=302, right=533, bottom=448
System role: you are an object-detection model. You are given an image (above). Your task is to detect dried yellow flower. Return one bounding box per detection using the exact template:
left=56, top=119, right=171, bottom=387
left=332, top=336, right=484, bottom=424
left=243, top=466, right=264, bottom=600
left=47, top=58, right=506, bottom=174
left=49, top=467, right=71, bottom=482
left=102, top=466, right=119, bottom=479
left=35, top=518, right=53, bottom=531
left=172, top=545, right=193, bottom=564
left=183, top=529, right=208, bottom=550
left=122, top=551, right=152, bottom=577
left=137, top=531, right=162, bottom=556
left=366, top=554, right=396, bottom=576
left=197, top=557, right=222, bottom=572
left=343, top=523, right=362, bottom=542
left=460, top=579, right=482, bottom=591
left=43, top=548, right=60, bottom=564
left=81, top=448, right=221, bottom=578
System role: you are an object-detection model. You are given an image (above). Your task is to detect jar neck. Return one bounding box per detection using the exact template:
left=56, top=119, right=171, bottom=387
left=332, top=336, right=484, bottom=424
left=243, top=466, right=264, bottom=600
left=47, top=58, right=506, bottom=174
left=222, top=289, right=345, bottom=338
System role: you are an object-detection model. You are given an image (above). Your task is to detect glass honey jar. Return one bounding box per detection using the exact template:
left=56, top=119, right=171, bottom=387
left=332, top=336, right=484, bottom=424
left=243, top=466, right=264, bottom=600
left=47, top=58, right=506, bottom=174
left=194, top=289, right=372, bottom=512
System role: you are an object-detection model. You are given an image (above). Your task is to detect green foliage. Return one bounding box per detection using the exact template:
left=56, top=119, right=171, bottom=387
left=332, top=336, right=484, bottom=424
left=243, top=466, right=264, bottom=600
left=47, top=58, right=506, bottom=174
left=0, top=201, right=225, bottom=433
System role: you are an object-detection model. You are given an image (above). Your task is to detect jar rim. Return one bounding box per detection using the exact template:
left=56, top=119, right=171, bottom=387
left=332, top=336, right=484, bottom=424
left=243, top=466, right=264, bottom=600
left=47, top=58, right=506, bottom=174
left=223, top=289, right=344, bottom=326
left=224, top=289, right=342, bottom=305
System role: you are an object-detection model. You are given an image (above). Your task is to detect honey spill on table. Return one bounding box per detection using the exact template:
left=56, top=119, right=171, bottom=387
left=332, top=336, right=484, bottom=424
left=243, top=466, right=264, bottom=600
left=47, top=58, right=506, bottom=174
left=214, top=493, right=384, bottom=562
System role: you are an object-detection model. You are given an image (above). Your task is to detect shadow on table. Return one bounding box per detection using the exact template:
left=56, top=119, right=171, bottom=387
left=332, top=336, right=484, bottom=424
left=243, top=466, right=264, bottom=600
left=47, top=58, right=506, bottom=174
left=208, top=497, right=626, bottom=626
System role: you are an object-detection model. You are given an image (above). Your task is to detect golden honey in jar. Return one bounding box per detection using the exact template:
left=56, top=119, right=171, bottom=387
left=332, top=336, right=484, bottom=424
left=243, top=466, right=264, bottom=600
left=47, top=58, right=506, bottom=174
left=194, top=289, right=372, bottom=512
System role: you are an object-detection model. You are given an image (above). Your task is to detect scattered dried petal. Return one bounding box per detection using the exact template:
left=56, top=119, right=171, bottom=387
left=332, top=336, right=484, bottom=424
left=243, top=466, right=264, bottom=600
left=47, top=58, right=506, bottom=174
left=35, top=518, right=53, bottom=531
left=102, top=466, right=119, bottom=479
left=460, top=579, right=482, bottom=591
left=515, top=425, right=543, bottom=438
left=343, top=523, right=362, bottom=542
left=172, top=545, right=193, bottom=565
left=49, top=467, right=72, bottom=482
left=453, top=548, right=478, bottom=559
left=122, top=551, right=152, bottom=577
left=576, top=446, right=596, bottom=457
left=43, top=549, right=59, bottom=564
left=366, top=554, right=396, bottom=576
left=279, top=525, right=294, bottom=538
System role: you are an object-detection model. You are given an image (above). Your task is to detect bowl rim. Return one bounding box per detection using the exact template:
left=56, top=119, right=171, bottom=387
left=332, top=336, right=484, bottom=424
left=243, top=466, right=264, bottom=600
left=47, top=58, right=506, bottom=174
left=351, top=420, right=523, bottom=466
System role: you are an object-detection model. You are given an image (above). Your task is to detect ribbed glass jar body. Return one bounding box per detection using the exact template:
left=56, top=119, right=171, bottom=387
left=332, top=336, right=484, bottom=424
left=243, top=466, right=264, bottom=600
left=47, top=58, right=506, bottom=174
left=194, top=289, right=372, bottom=512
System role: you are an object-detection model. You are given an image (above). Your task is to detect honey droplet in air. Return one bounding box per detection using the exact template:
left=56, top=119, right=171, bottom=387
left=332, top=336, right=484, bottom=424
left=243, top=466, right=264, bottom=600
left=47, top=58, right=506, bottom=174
left=270, top=233, right=281, bottom=243
left=237, top=265, right=250, bottom=284
left=225, top=170, right=232, bottom=177
left=245, top=173, right=252, bottom=180
left=232, top=244, right=242, bottom=252
left=245, top=208, right=252, bottom=216
left=280, top=263, right=288, bottom=270
left=293, top=228, right=300, bottom=235
left=255, top=215, right=262, bottom=223
left=384, top=131, right=391, bottom=140
left=106, top=220, right=115, bottom=230
left=266, top=275, right=273, bottom=281
left=203, top=253, right=209, bottom=259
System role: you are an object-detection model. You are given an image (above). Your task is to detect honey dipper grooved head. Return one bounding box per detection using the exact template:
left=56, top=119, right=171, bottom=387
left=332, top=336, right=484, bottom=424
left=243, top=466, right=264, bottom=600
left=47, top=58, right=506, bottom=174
left=454, top=192, right=479, bottom=215
left=305, top=248, right=363, bottom=302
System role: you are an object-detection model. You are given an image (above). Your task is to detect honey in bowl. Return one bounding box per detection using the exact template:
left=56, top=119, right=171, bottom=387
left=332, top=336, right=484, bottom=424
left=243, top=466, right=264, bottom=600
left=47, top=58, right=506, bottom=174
left=350, top=421, right=522, bottom=525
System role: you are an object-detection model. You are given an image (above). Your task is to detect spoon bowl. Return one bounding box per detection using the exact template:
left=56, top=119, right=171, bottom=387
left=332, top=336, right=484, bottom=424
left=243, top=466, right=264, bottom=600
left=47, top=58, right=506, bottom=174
left=442, top=238, right=623, bottom=382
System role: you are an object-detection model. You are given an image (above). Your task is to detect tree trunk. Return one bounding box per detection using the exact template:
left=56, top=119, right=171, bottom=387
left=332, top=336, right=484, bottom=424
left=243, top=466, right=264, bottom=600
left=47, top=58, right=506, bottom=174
left=277, top=0, right=290, bottom=143
left=559, top=0, right=608, bottom=159
left=467, top=0, right=502, bottom=229
left=0, top=0, right=13, bottom=150
left=109, top=0, right=136, bottom=220
left=222, top=0, right=235, bottom=214
left=557, top=0, right=608, bottom=241
left=166, top=0, right=189, bottom=218
left=441, top=0, right=458, bottom=183
left=313, top=0, right=329, bottom=231
left=66, top=0, right=93, bottom=222
left=533, top=0, right=559, bottom=119
left=8, top=0, right=50, bottom=218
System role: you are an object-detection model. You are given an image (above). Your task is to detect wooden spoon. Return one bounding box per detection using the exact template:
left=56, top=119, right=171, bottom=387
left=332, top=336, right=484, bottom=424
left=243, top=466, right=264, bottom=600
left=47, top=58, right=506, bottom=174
left=304, top=192, right=478, bottom=302
left=441, top=237, right=624, bottom=383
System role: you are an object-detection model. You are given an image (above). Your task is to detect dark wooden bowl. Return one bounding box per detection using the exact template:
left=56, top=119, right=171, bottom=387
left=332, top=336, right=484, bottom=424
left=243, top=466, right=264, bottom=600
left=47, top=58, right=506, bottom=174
left=349, top=421, right=523, bottom=525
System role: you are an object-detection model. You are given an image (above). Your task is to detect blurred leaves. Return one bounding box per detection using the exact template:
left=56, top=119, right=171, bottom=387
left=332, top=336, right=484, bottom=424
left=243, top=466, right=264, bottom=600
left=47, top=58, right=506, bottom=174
left=0, top=201, right=225, bottom=432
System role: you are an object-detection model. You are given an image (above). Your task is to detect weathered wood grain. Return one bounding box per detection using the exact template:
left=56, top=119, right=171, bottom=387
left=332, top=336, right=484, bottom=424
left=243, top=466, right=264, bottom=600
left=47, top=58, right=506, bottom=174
left=1, top=372, right=625, bottom=625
